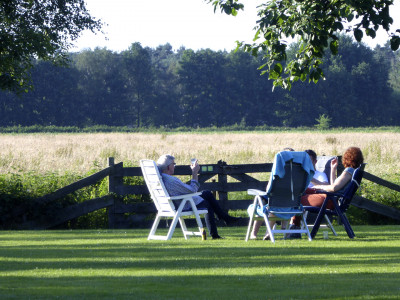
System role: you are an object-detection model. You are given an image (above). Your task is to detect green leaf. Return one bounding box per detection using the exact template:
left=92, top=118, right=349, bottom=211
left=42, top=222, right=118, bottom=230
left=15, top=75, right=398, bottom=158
left=390, top=36, right=400, bottom=51
left=366, top=29, right=376, bottom=38
left=273, top=63, right=283, bottom=75
left=347, top=13, right=354, bottom=22
left=257, top=63, right=268, bottom=70
left=330, top=40, right=338, bottom=55
left=333, top=22, right=344, bottom=31
left=223, top=6, right=231, bottom=14
left=269, top=70, right=279, bottom=80
left=354, top=29, right=363, bottom=42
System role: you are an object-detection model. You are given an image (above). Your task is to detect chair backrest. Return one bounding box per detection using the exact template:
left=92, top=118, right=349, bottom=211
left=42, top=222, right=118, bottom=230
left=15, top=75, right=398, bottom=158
left=339, top=164, right=366, bottom=212
left=315, top=155, right=336, bottom=184
left=140, top=159, right=176, bottom=213
left=267, top=152, right=312, bottom=208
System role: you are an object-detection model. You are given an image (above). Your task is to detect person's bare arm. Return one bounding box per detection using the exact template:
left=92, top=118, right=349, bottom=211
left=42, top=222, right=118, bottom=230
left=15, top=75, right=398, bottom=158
left=313, top=171, right=352, bottom=192
left=330, top=157, right=338, bottom=184
left=311, top=178, right=329, bottom=186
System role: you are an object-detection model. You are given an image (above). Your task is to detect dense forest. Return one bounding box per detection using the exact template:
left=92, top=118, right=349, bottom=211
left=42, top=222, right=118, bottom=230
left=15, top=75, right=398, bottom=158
left=1, top=35, right=399, bottom=128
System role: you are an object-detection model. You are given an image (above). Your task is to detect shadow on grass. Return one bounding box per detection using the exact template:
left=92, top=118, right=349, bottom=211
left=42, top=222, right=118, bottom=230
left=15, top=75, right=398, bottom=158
left=1, top=226, right=400, bottom=299
left=1, top=272, right=399, bottom=299
left=0, top=242, right=399, bottom=271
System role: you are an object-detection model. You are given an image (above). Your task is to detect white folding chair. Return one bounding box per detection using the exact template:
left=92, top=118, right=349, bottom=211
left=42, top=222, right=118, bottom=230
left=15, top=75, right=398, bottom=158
left=140, top=159, right=208, bottom=240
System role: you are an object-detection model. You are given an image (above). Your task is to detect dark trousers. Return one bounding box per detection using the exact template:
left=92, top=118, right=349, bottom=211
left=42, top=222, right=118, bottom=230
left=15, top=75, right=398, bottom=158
left=197, top=191, right=229, bottom=238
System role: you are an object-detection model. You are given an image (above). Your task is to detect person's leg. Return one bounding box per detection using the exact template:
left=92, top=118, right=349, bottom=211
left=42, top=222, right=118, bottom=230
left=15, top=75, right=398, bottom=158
left=281, top=220, right=288, bottom=230
left=250, top=220, right=263, bottom=239
left=200, top=191, right=240, bottom=224
left=302, top=193, right=329, bottom=207
left=197, top=200, right=220, bottom=238
left=291, top=193, right=329, bottom=226
left=263, top=219, right=276, bottom=240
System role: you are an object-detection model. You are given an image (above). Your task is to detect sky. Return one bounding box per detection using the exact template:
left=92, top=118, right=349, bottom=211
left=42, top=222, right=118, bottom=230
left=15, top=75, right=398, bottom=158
left=73, top=0, right=400, bottom=53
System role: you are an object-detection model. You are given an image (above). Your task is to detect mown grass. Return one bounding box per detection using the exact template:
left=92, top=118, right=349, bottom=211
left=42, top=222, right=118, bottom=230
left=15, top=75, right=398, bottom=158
left=1, top=226, right=399, bottom=299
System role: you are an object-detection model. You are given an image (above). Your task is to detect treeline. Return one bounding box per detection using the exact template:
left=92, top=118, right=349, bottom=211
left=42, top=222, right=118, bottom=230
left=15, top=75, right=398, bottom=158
left=1, top=35, right=399, bottom=128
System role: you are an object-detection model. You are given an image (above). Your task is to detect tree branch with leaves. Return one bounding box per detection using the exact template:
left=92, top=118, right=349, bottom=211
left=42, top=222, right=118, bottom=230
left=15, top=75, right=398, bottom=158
left=208, top=0, right=400, bottom=90
left=0, top=0, right=103, bottom=93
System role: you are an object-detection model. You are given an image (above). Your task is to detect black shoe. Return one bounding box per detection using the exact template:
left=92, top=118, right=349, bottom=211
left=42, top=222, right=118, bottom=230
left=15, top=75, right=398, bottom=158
left=212, top=235, right=224, bottom=240
left=224, top=216, right=242, bottom=226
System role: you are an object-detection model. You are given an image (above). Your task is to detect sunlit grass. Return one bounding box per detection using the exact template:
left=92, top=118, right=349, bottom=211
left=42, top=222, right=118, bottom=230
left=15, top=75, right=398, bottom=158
left=1, top=226, right=399, bottom=299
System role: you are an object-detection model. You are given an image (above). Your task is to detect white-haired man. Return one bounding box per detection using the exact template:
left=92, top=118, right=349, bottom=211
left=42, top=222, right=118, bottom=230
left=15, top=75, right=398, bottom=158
left=157, top=154, right=240, bottom=239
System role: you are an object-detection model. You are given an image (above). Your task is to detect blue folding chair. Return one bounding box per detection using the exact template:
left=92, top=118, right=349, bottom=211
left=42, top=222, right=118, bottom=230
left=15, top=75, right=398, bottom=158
left=305, top=164, right=366, bottom=239
left=246, top=151, right=314, bottom=243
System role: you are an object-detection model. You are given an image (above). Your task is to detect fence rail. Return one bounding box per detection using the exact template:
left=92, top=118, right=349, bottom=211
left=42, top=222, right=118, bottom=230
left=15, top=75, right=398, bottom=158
left=5, top=157, right=400, bottom=229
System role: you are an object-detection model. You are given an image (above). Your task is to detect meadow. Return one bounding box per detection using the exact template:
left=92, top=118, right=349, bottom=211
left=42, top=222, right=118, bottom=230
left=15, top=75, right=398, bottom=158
left=1, top=131, right=400, bottom=177
left=1, top=131, right=399, bottom=228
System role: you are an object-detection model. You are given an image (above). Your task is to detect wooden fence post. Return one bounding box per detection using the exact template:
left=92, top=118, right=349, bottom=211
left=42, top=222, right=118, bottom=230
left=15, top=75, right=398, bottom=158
left=217, top=160, right=229, bottom=211
left=107, top=157, right=124, bottom=228
left=108, top=157, right=116, bottom=228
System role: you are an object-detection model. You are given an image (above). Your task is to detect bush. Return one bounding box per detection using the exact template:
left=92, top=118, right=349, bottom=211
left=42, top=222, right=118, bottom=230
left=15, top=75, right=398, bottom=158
left=0, top=169, right=109, bottom=229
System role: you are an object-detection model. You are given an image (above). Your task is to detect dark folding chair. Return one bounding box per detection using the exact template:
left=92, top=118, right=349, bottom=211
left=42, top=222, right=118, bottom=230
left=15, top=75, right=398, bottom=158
left=305, top=164, right=366, bottom=239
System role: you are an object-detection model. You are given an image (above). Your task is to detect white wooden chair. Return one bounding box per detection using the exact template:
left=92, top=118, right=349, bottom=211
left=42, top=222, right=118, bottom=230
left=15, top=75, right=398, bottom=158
left=140, top=159, right=208, bottom=240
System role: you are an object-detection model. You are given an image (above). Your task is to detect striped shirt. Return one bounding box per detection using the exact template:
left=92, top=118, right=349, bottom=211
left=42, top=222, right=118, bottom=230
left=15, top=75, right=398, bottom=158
left=161, top=173, right=204, bottom=210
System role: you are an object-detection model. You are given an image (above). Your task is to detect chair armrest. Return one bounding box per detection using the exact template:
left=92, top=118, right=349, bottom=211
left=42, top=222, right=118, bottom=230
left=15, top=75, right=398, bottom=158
left=247, top=189, right=267, bottom=196
left=313, top=190, right=344, bottom=198
left=169, top=192, right=202, bottom=200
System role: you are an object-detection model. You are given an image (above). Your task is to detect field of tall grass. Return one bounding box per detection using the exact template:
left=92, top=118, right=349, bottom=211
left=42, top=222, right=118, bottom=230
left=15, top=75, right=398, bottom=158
left=1, top=131, right=399, bottom=228
left=1, top=131, right=400, bottom=177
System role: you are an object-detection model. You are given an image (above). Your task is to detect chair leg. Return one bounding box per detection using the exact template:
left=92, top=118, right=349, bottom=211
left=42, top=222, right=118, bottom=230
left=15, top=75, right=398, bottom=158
left=178, top=217, right=189, bottom=239
left=245, top=215, right=254, bottom=241
left=331, top=200, right=355, bottom=239
left=311, top=198, right=329, bottom=239
left=245, top=199, right=259, bottom=241
left=324, top=215, right=338, bottom=236
left=264, top=215, right=275, bottom=243
left=166, top=214, right=181, bottom=240
left=148, top=214, right=162, bottom=240
left=301, top=213, right=312, bottom=241
left=338, top=212, right=355, bottom=238
left=192, top=211, right=208, bottom=238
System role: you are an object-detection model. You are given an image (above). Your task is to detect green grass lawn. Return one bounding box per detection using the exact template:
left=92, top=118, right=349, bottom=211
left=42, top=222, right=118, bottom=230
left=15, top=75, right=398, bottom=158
left=1, top=225, right=399, bottom=299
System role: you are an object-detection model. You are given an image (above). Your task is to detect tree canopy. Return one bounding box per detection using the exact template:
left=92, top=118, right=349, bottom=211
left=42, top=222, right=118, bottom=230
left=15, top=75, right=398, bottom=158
left=0, top=0, right=102, bottom=93
left=1, top=39, right=399, bottom=128
left=208, top=0, right=400, bottom=90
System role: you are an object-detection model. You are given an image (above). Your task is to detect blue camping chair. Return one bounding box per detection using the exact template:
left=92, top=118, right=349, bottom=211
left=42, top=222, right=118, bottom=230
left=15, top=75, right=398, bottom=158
left=246, top=151, right=314, bottom=243
left=304, top=164, right=366, bottom=239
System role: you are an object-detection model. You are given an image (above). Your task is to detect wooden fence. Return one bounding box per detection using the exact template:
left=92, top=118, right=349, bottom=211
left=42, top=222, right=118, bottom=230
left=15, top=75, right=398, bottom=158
left=6, top=157, right=400, bottom=229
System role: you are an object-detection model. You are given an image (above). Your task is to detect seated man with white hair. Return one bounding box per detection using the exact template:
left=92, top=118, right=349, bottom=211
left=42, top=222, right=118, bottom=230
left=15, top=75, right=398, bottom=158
left=156, top=154, right=240, bottom=239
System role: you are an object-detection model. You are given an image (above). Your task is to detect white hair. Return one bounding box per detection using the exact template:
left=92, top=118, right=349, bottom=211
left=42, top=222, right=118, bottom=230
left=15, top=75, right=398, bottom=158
left=156, top=154, right=175, bottom=172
